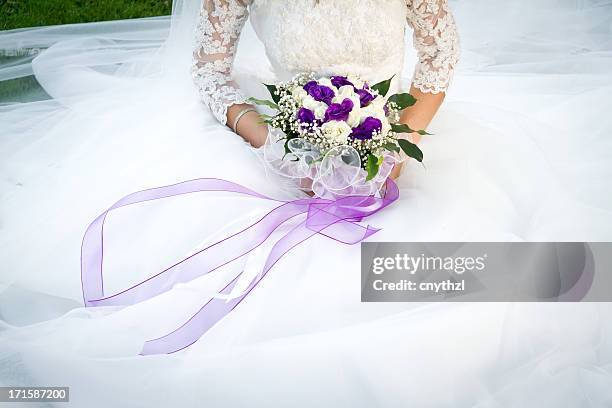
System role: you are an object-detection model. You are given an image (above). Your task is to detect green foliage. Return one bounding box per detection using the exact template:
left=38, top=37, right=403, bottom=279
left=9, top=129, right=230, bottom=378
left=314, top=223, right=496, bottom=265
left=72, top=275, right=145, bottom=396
left=383, top=142, right=400, bottom=153
left=391, top=123, right=415, bottom=134
left=398, top=139, right=424, bottom=162
left=370, top=75, right=394, bottom=97
left=387, top=93, right=417, bottom=109
left=391, top=123, right=431, bottom=136
left=365, top=154, right=380, bottom=181
left=247, top=97, right=279, bottom=110
left=0, top=0, right=172, bottom=30
left=0, top=0, right=172, bottom=100
left=264, top=84, right=280, bottom=104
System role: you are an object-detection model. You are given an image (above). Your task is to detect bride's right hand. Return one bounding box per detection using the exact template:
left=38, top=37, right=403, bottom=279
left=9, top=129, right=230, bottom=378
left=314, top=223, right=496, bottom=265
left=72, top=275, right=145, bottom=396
left=389, top=163, right=403, bottom=180
left=299, top=177, right=315, bottom=197
left=226, top=103, right=269, bottom=148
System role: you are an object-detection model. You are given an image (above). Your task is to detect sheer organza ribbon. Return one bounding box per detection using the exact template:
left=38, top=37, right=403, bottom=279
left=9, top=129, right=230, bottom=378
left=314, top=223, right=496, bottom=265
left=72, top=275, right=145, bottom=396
left=81, top=178, right=398, bottom=355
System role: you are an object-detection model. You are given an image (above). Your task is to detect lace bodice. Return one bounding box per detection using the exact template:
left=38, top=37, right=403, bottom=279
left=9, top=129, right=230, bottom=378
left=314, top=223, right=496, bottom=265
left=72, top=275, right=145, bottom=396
left=192, top=0, right=460, bottom=125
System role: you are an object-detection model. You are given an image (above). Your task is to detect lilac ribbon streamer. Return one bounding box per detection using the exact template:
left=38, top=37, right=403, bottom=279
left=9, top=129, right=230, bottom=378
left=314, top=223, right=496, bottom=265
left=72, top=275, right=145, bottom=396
left=81, top=178, right=399, bottom=355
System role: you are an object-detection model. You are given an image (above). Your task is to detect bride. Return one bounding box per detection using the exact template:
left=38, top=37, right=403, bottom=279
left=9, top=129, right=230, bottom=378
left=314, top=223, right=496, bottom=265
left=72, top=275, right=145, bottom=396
left=1, top=0, right=612, bottom=406
left=196, top=0, right=458, bottom=168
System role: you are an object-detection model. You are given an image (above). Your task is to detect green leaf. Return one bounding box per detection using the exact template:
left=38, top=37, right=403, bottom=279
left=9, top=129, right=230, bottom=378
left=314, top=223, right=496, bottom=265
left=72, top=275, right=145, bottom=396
left=365, top=154, right=380, bottom=181
left=264, top=84, right=280, bottom=104
left=371, top=75, right=395, bottom=97
left=383, top=142, right=400, bottom=153
left=285, top=130, right=299, bottom=141
left=391, top=123, right=432, bottom=136
left=398, top=139, right=424, bottom=162
left=387, top=93, right=417, bottom=109
left=391, top=123, right=415, bottom=134
left=247, top=97, right=278, bottom=110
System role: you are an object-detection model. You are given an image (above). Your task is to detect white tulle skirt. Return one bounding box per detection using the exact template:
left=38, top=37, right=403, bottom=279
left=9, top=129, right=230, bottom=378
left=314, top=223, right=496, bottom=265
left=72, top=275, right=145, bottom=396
left=1, top=1, right=612, bottom=406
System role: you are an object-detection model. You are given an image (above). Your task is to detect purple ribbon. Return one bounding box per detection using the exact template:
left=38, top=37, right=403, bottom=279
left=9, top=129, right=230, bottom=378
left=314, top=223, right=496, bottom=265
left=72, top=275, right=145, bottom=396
left=81, top=178, right=398, bottom=355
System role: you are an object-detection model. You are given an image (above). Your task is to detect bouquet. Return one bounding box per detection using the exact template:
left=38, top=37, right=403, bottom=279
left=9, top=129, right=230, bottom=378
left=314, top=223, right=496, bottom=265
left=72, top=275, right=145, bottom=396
left=250, top=73, right=427, bottom=198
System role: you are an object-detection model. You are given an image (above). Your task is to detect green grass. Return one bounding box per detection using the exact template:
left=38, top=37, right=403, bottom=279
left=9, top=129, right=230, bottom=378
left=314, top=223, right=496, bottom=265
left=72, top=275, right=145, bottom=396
left=0, top=0, right=172, bottom=30
left=0, top=0, right=172, bottom=102
left=0, top=74, right=49, bottom=103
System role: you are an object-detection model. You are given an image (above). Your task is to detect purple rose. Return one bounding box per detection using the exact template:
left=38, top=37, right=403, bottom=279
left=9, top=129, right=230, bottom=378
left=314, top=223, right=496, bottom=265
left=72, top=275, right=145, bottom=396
left=324, top=98, right=354, bottom=122
left=356, top=88, right=375, bottom=107
left=330, top=76, right=354, bottom=89
left=303, top=81, right=318, bottom=93
left=297, top=107, right=316, bottom=124
left=351, top=117, right=383, bottom=140
left=303, top=81, right=335, bottom=105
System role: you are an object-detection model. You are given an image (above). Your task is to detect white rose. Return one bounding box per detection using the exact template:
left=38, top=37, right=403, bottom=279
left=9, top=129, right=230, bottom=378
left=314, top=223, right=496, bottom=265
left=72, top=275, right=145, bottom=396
left=370, top=95, right=386, bottom=109
left=347, top=74, right=365, bottom=89
left=313, top=104, right=328, bottom=120
left=361, top=105, right=386, bottom=122
left=302, top=96, right=328, bottom=120
left=333, top=85, right=360, bottom=108
left=347, top=108, right=362, bottom=128
left=321, top=120, right=352, bottom=145
left=335, top=85, right=356, bottom=99
left=318, top=77, right=335, bottom=90
left=302, top=95, right=316, bottom=109
left=291, top=86, right=308, bottom=103
left=360, top=105, right=390, bottom=138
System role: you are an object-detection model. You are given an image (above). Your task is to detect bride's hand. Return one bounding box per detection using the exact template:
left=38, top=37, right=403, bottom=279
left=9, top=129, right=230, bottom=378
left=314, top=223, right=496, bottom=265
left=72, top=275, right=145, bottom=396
left=389, top=163, right=403, bottom=180
left=389, top=85, right=445, bottom=179
left=226, top=103, right=269, bottom=148
left=299, top=177, right=315, bottom=197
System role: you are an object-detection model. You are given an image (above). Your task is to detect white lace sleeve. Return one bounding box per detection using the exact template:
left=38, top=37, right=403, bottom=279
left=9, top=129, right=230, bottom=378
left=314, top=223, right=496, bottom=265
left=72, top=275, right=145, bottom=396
left=405, top=0, right=460, bottom=94
left=191, top=0, right=250, bottom=125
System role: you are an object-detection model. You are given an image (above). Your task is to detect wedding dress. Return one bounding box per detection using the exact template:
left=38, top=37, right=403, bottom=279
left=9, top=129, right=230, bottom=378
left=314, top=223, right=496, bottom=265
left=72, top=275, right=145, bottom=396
left=1, top=0, right=612, bottom=406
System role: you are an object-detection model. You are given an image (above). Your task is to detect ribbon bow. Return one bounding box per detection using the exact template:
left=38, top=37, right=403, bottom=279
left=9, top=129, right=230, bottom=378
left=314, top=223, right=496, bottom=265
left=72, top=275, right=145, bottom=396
left=81, top=178, right=398, bottom=355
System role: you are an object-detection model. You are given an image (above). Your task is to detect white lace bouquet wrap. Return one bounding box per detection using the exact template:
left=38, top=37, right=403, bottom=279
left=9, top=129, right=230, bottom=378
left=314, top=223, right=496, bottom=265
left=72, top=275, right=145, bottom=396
left=251, top=73, right=427, bottom=198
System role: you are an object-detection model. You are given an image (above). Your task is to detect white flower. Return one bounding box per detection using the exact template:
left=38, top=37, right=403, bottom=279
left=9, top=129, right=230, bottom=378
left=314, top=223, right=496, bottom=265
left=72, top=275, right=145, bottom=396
left=318, top=77, right=336, bottom=90
left=347, top=74, right=365, bottom=89
left=321, top=120, right=352, bottom=145
left=302, top=96, right=328, bottom=120
left=333, top=85, right=360, bottom=108
left=360, top=104, right=391, bottom=137
left=372, top=125, right=389, bottom=140
left=361, top=102, right=386, bottom=122
left=291, top=86, right=308, bottom=103
left=381, top=120, right=392, bottom=137
left=335, top=85, right=356, bottom=99
left=370, top=95, right=386, bottom=109
left=315, top=106, right=328, bottom=120
left=347, top=108, right=362, bottom=128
